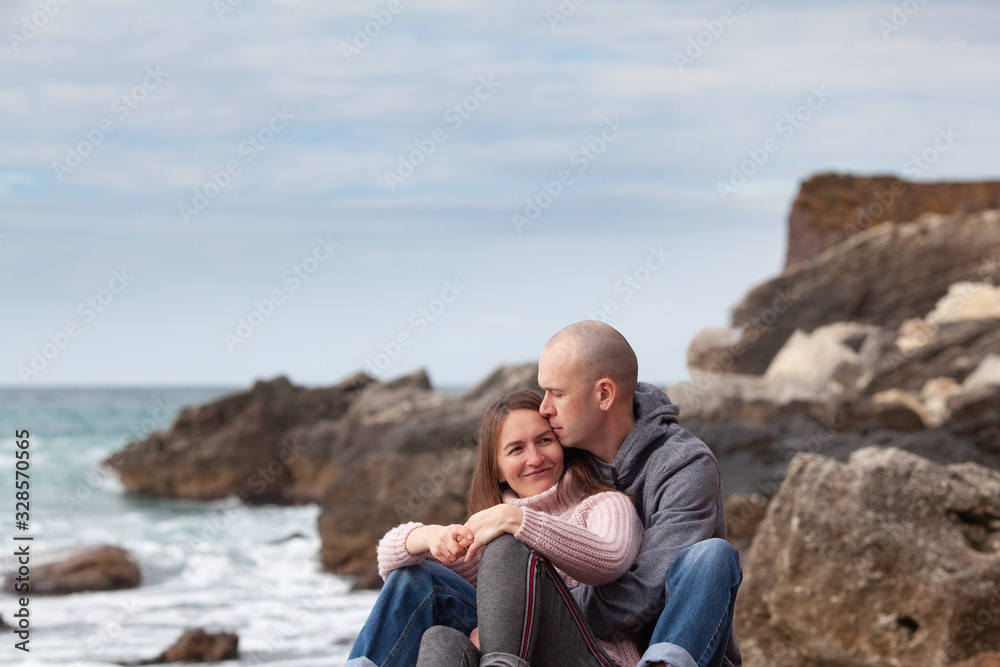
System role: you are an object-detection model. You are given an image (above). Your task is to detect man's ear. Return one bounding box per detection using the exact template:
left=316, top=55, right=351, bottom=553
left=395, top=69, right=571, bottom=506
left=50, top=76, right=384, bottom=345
left=596, top=378, right=617, bottom=411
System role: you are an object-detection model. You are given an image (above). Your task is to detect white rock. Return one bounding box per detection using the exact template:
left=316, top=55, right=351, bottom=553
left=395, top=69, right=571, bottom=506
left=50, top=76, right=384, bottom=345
left=963, top=353, right=1000, bottom=390
left=764, top=323, right=866, bottom=390
left=925, top=281, right=1000, bottom=324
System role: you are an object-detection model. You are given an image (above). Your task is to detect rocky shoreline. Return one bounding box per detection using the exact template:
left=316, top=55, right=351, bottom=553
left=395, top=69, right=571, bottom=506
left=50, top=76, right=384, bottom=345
left=93, top=173, right=1000, bottom=665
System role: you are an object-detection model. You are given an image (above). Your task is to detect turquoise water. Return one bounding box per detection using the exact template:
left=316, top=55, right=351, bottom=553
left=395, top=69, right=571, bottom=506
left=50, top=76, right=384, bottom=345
left=0, top=388, right=377, bottom=666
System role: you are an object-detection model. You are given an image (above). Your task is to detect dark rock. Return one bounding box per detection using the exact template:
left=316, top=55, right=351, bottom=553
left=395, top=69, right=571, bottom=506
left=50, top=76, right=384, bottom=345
left=7, top=545, right=140, bottom=596
left=943, top=383, right=1000, bottom=456
left=786, top=172, right=1000, bottom=267
left=159, top=629, right=238, bottom=663
left=865, top=318, right=1000, bottom=395
left=824, top=396, right=926, bottom=433
left=122, top=628, right=239, bottom=665
left=105, top=373, right=373, bottom=503
left=724, top=493, right=768, bottom=557
left=737, top=448, right=1000, bottom=666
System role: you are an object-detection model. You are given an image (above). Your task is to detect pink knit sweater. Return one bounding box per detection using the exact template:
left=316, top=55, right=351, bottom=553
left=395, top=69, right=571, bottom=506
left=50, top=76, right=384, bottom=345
left=376, top=471, right=644, bottom=667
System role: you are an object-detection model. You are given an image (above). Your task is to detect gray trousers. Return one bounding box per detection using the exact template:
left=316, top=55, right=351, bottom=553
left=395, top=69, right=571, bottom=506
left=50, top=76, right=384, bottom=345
left=417, top=534, right=616, bottom=667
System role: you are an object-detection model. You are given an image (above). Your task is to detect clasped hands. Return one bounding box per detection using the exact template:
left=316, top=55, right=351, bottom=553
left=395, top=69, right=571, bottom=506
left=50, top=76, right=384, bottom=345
left=405, top=504, right=524, bottom=564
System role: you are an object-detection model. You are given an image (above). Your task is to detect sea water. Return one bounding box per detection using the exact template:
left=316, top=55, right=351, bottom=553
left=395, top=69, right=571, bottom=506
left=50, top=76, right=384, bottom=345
left=0, top=388, right=377, bottom=666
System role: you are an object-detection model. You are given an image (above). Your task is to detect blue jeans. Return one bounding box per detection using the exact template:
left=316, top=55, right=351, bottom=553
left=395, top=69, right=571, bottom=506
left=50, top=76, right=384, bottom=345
left=346, top=562, right=478, bottom=667
left=638, top=538, right=742, bottom=667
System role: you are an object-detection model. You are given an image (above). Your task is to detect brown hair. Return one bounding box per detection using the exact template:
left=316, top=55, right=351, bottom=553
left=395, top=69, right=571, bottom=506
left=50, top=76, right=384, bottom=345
left=466, top=389, right=624, bottom=515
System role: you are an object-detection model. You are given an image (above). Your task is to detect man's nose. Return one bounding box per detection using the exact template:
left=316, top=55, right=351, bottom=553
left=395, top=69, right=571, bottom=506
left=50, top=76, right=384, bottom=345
left=539, top=395, right=554, bottom=417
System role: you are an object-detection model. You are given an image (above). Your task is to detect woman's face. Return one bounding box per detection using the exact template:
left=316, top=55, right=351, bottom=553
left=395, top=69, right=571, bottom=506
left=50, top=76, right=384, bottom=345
left=496, top=409, right=565, bottom=498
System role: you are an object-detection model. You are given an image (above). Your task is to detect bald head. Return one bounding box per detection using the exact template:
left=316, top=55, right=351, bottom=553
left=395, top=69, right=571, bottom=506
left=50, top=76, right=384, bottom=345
left=544, top=321, right=638, bottom=401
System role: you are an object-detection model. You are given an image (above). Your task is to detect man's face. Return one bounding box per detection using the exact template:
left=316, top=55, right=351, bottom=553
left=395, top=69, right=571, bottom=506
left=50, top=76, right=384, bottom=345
left=537, top=341, right=600, bottom=452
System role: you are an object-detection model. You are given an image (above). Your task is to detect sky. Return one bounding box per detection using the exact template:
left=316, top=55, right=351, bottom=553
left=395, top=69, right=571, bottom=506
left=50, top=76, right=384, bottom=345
left=2, top=0, right=999, bottom=389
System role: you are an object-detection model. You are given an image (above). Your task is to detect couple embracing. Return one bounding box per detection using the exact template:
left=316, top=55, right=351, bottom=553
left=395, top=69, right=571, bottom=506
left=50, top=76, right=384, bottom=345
left=347, top=321, right=742, bottom=667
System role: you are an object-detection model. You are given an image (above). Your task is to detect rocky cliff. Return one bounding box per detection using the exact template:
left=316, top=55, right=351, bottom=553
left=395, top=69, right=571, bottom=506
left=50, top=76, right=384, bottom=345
left=689, top=209, right=1000, bottom=375
left=786, top=173, right=1000, bottom=267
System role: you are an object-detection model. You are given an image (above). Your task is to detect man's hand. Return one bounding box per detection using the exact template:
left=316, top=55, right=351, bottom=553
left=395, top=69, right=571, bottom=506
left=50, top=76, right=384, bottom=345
left=463, top=505, right=523, bottom=561
left=405, top=524, right=475, bottom=564
left=470, top=627, right=480, bottom=649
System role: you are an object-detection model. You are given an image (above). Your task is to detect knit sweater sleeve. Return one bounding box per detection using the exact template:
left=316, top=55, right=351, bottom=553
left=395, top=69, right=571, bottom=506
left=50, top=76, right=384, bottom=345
left=514, top=491, right=643, bottom=586
left=376, top=522, right=481, bottom=586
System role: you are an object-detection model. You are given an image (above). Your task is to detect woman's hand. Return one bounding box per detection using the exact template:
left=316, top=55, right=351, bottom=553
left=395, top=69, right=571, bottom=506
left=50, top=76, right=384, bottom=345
left=463, top=505, right=523, bottom=562
left=405, top=524, right=475, bottom=565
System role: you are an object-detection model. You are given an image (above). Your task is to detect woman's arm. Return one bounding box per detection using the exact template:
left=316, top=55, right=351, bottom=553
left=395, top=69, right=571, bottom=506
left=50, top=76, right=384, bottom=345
left=377, top=522, right=480, bottom=583
left=515, top=492, right=643, bottom=585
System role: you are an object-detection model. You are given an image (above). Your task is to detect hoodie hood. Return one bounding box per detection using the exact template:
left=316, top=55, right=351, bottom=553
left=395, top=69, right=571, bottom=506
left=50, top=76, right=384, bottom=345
left=592, top=381, right=680, bottom=488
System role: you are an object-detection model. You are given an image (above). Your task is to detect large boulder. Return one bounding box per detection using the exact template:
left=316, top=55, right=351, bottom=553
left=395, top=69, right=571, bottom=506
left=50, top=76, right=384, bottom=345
left=737, top=448, right=1000, bottom=666
left=123, top=628, right=239, bottom=665
left=8, top=545, right=141, bottom=595
left=106, top=373, right=373, bottom=503
left=719, top=209, right=1000, bottom=374
left=785, top=173, right=1000, bottom=267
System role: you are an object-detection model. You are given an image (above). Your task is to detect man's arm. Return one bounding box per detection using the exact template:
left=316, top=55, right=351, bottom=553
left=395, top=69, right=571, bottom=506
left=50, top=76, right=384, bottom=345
left=571, top=443, right=725, bottom=639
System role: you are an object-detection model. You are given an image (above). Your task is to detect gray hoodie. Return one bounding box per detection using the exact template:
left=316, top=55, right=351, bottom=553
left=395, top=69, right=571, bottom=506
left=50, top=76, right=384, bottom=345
left=570, top=381, right=742, bottom=667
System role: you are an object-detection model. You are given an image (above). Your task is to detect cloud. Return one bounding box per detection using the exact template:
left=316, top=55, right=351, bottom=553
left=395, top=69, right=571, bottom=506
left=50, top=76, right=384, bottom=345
left=3, top=0, right=999, bottom=385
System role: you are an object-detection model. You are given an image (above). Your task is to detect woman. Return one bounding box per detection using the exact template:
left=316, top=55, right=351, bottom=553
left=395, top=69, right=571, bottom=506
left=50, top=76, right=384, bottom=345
left=347, top=390, right=643, bottom=667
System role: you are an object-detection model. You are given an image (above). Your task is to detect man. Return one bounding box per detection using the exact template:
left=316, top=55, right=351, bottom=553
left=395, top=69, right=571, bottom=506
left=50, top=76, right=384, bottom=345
left=530, top=320, right=742, bottom=667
